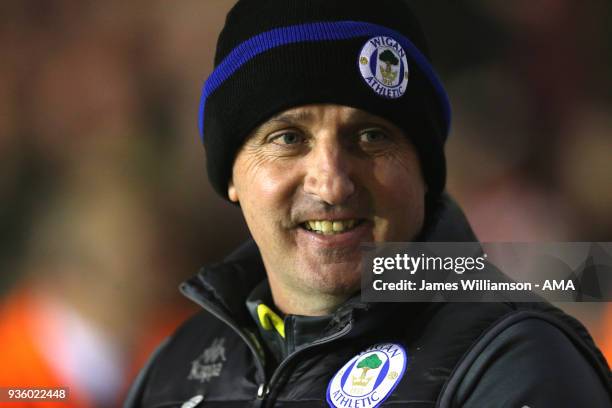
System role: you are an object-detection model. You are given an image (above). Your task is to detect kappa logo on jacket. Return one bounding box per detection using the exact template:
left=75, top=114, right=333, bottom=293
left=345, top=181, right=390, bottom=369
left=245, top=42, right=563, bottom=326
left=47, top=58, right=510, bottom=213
left=187, top=337, right=227, bottom=383
left=327, top=343, right=408, bottom=408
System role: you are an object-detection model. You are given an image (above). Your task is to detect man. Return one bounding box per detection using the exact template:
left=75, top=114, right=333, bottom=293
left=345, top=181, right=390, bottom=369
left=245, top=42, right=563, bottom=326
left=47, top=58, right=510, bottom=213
left=126, top=1, right=611, bottom=407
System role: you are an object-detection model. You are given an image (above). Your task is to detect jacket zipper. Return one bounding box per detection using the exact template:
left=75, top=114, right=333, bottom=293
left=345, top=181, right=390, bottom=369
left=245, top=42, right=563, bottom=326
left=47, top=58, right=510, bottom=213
left=183, top=283, right=354, bottom=407
left=261, top=323, right=353, bottom=400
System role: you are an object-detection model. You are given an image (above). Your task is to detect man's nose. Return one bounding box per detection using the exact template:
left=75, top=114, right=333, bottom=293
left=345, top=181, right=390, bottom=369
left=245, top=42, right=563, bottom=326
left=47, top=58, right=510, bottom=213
left=303, top=141, right=355, bottom=205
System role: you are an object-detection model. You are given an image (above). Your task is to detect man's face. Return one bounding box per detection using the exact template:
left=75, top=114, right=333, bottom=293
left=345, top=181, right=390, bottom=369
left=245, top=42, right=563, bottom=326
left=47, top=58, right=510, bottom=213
left=229, top=104, right=426, bottom=312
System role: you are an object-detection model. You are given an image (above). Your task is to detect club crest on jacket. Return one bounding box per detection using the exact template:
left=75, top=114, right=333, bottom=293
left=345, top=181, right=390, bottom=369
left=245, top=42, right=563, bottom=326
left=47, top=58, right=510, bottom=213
left=327, top=342, right=408, bottom=408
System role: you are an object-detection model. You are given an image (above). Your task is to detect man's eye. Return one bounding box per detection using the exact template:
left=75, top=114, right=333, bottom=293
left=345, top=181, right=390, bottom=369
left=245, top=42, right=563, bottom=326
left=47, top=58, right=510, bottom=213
left=269, top=132, right=304, bottom=145
left=359, top=129, right=388, bottom=143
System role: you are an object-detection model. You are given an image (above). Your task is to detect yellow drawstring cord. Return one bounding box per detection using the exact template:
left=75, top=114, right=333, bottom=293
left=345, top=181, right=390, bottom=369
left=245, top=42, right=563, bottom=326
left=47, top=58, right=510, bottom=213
left=256, top=304, right=285, bottom=339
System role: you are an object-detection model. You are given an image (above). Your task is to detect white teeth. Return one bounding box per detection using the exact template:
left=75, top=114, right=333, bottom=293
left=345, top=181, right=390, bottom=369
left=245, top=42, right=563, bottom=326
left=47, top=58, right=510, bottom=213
left=303, top=219, right=360, bottom=234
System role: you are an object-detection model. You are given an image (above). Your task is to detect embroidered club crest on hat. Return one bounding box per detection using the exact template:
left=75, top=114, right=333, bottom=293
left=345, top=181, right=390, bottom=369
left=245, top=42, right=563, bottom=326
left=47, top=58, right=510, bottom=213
left=359, top=36, right=409, bottom=99
left=327, top=343, right=407, bottom=408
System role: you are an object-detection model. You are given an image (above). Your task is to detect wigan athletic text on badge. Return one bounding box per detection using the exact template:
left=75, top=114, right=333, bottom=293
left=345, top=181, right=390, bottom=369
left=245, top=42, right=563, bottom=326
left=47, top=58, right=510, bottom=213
left=358, top=36, right=409, bottom=99
left=327, top=343, right=407, bottom=408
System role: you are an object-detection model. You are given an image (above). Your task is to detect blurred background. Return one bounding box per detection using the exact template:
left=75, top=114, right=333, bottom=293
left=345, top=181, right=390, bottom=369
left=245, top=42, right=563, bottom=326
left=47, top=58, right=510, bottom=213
left=0, top=0, right=610, bottom=406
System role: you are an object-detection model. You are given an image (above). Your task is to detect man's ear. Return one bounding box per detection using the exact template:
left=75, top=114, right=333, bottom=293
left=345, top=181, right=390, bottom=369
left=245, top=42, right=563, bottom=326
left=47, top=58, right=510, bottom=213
left=228, top=180, right=239, bottom=202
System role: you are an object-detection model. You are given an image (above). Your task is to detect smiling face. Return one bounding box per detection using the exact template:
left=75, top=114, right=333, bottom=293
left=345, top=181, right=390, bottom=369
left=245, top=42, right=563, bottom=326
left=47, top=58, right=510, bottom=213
left=228, top=104, right=426, bottom=315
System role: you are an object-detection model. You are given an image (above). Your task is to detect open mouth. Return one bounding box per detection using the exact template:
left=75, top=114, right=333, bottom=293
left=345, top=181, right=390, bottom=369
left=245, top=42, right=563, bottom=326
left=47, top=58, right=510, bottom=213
left=299, top=219, right=366, bottom=235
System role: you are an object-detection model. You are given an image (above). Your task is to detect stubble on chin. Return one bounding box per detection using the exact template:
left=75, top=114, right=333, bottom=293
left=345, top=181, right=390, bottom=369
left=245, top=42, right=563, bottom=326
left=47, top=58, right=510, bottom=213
left=298, top=251, right=363, bottom=294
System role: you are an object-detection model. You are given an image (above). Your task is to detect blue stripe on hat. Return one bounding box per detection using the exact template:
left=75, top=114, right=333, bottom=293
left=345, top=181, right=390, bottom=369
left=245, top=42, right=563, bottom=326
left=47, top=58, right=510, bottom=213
left=199, top=21, right=451, bottom=141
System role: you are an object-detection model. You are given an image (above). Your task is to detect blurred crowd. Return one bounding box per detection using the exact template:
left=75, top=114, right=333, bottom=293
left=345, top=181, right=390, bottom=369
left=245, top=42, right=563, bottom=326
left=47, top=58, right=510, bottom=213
left=0, top=1, right=610, bottom=406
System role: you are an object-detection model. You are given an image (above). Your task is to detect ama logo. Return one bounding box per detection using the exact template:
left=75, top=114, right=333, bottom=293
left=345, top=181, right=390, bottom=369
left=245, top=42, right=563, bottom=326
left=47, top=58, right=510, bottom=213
left=358, top=36, right=409, bottom=99
left=327, top=343, right=407, bottom=408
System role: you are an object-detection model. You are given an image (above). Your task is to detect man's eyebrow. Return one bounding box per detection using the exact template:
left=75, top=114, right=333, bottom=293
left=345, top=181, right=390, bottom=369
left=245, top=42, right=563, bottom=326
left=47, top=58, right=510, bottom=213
left=267, top=110, right=314, bottom=125
left=248, top=110, right=314, bottom=142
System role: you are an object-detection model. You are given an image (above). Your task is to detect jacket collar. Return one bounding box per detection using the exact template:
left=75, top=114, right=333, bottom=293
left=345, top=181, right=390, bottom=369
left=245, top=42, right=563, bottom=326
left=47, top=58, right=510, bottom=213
left=181, top=193, right=478, bottom=327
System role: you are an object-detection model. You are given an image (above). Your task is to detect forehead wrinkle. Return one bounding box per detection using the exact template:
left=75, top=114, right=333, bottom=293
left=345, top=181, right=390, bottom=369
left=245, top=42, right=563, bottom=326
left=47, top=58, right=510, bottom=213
left=342, top=108, right=393, bottom=127
left=267, top=105, right=386, bottom=128
left=268, top=109, right=314, bottom=126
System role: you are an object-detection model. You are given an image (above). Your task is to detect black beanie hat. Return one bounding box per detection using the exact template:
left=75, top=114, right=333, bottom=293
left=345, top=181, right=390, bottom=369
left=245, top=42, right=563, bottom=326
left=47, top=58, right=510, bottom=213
left=199, top=0, right=451, bottom=200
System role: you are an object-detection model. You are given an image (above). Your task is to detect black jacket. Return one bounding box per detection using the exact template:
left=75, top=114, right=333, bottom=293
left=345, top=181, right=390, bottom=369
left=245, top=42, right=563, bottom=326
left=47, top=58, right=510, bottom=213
left=125, top=197, right=611, bottom=408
